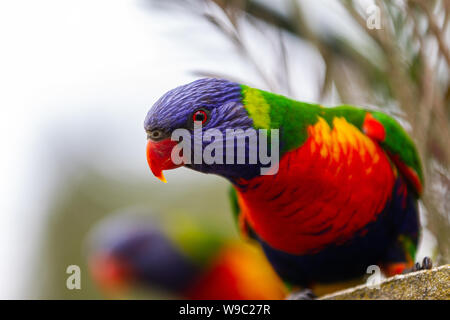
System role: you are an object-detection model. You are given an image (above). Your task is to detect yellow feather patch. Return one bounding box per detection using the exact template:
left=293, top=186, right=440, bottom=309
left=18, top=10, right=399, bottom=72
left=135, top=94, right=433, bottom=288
left=308, top=117, right=381, bottom=170
left=241, top=87, right=271, bottom=129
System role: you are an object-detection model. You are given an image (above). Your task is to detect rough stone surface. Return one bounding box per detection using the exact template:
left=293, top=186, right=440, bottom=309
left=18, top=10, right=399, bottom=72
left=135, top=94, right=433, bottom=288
left=320, top=264, right=450, bottom=300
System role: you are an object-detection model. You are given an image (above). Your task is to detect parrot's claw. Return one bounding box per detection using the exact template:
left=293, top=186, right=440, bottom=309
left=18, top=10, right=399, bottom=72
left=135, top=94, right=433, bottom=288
left=286, top=288, right=316, bottom=300
left=403, top=256, right=433, bottom=274
left=417, top=256, right=433, bottom=271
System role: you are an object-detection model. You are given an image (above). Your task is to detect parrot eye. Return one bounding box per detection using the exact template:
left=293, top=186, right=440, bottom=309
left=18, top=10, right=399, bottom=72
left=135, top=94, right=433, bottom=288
left=192, top=109, right=209, bottom=125
left=147, top=129, right=166, bottom=141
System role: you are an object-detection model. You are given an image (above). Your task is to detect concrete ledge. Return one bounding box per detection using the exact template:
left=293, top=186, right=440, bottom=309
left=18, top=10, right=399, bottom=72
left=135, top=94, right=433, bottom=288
left=320, top=264, right=450, bottom=300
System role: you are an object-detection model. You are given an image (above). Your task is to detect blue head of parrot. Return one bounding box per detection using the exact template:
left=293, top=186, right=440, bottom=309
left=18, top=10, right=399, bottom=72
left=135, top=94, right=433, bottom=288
left=144, top=78, right=261, bottom=182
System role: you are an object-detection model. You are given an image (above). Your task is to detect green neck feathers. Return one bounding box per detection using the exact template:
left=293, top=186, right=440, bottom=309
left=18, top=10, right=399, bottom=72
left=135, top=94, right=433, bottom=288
left=240, top=85, right=367, bottom=153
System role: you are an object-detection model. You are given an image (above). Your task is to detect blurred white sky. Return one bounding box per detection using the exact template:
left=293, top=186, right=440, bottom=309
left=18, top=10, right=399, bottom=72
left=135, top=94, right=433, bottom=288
left=0, top=0, right=215, bottom=299
left=0, top=0, right=432, bottom=299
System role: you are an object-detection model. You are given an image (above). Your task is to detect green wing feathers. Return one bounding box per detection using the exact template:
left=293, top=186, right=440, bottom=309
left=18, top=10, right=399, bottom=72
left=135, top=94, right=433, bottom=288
left=228, top=186, right=240, bottom=225
left=229, top=186, right=255, bottom=239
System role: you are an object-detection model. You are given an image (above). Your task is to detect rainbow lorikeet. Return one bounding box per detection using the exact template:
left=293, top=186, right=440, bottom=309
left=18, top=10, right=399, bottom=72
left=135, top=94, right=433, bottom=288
left=144, top=78, right=429, bottom=294
left=88, top=212, right=286, bottom=299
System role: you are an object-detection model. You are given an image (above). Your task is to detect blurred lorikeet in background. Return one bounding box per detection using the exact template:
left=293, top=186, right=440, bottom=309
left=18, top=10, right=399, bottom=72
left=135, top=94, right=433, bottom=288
left=88, top=211, right=286, bottom=299
left=144, top=78, right=430, bottom=296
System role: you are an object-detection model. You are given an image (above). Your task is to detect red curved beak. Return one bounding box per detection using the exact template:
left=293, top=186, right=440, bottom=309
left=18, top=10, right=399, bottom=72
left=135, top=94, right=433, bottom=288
left=146, top=138, right=181, bottom=183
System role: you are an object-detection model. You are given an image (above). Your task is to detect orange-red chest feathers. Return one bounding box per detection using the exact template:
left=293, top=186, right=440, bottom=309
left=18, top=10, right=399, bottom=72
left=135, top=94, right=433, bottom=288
left=236, top=117, right=396, bottom=255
